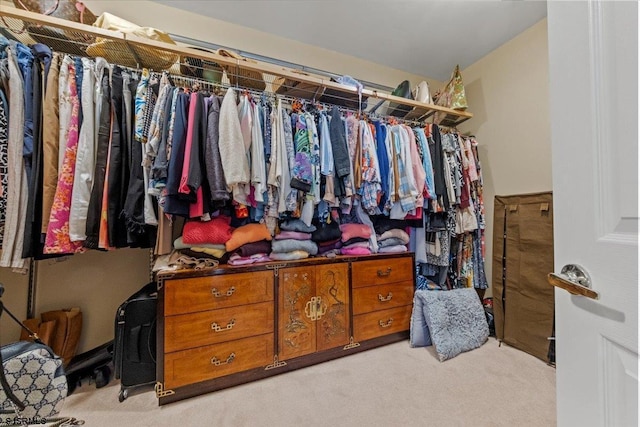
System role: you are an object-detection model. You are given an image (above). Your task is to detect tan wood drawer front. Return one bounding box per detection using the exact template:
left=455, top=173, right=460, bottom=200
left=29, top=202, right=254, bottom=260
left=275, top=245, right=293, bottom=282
left=352, top=283, right=414, bottom=315
left=164, top=333, right=274, bottom=390
left=165, top=302, right=274, bottom=353
left=353, top=305, right=412, bottom=342
left=164, top=270, right=273, bottom=315
left=351, top=257, right=413, bottom=288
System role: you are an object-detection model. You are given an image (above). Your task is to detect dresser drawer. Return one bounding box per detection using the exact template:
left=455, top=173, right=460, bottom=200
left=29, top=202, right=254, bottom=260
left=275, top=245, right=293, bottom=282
left=351, top=257, right=413, bottom=288
left=164, top=270, right=273, bottom=315
left=164, top=333, right=274, bottom=390
left=165, top=302, right=274, bottom=353
left=352, top=283, right=414, bottom=315
left=353, top=305, right=412, bottom=342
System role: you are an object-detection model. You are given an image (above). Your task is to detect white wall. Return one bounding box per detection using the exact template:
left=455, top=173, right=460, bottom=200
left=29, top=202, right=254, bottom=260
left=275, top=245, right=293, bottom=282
left=459, top=19, right=553, bottom=297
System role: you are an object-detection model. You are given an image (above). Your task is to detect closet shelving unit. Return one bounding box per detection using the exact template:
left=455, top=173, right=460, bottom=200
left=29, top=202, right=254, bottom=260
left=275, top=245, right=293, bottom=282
left=0, top=7, right=473, bottom=127
left=0, top=7, right=477, bottom=404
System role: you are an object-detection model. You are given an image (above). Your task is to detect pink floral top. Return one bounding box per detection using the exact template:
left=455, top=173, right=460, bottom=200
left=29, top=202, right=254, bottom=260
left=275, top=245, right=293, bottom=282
left=44, top=63, right=84, bottom=255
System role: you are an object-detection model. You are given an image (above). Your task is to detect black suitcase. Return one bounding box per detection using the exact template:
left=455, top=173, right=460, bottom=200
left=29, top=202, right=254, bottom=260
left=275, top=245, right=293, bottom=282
left=114, top=282, right=157, bottom=402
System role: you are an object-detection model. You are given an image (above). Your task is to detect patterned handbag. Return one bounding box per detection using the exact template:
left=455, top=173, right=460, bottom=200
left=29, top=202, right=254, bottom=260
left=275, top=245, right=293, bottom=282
left=433, top=64, right=468, bottom=124
left=11, top=0, right=97, bottom=43
left=0, top=301, right=67, bottom=423
left=11, top=0, right=97, bottom=25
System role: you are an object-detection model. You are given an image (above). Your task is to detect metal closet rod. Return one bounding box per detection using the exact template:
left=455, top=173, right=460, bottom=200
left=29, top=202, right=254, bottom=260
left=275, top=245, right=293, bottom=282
left=167, top=73, right=427, bottom=126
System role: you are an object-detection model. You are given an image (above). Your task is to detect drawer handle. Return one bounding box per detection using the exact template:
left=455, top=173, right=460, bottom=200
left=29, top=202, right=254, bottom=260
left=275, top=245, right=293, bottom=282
left=377, top=268, right=392, bottom=277
left=379, top=318, right=394, bottom=328
left=211, top=286, right=235, bottom=298
left=211, top=318, right=236, bottom=332
left=378, top=292, right=393, bottom=302
left=211, top=352, right=235, bottom=366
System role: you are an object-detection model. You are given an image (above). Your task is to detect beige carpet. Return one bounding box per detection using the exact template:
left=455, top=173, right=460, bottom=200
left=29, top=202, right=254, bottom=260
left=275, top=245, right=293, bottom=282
left=62, top=338, right=556, bottom=427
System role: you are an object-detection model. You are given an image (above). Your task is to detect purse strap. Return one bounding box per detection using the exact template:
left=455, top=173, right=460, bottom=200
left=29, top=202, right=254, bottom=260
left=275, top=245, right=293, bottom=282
left=0, top=302, right=26, bottom=413
left=0, top=301, right=42, bottom=344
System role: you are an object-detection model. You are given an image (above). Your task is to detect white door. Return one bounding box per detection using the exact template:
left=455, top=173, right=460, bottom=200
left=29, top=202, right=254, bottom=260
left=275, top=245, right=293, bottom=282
left=547, top=1, right=638, bottom=426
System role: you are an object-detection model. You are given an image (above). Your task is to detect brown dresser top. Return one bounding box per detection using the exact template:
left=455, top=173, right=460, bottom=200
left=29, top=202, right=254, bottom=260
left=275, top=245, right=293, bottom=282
left=157, top=252, right=414, bottom=281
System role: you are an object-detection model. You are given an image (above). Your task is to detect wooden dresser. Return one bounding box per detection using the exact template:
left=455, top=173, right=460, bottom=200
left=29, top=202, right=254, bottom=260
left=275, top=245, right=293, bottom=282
left=155, top=252, right=415, bottom=404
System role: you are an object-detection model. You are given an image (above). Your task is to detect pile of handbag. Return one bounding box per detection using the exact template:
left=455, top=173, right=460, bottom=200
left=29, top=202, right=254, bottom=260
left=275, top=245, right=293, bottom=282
left=369, top=65, right=468, bottom=122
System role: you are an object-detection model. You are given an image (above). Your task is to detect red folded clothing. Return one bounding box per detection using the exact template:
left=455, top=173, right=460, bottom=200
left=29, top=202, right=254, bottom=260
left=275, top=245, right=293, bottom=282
left=182, top=216, right=234, bottom=245
left=339, top=223, right=371, bottom=242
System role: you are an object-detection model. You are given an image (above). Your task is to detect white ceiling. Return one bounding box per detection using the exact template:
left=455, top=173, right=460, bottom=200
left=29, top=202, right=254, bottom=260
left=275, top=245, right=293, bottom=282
left=153, top=0, right=547, bottom=81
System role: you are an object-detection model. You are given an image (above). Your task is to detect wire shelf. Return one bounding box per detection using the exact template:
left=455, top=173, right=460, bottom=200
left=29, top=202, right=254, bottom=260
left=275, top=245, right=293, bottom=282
left=0, top=7, right=472, bottom=127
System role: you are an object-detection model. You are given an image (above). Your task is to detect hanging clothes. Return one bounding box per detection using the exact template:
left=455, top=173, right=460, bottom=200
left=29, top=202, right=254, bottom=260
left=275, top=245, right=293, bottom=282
left=1, top=41, right=31, bottom=271
left=22, top=43, right=49, bottom=259
left=414, top=127, right=435, bottom=201
left=106, top=66, right=129, bottom=248
left=43, top=60, right=83, bottom=255
left=204, top=94, right=228, bottom=203
left=68, top=57, right=96, bottom=243
left=250, top=98, right=266, bottom=205
left=0, top=57, right=9, bottom=247
left=290, top=113, right=313, bottom=193
left=0, top=32, right=491, bottom=290
left=84, top=66, right=111, bottom=249
left=219, top=87, right=250, bottom=206
left=373, top=120, right=390, bottom=211
left=40, top=52, right=61, bottom=234
left=163, top=90, right=190, bottom=217
left=181, top=91, right=209, bottom=219
left=358, top=120, right=381, bottom=215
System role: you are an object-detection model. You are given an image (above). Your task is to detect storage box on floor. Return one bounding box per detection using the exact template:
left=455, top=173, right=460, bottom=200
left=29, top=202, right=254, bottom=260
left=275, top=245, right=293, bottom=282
left=492, top=192, right=554, bottom=363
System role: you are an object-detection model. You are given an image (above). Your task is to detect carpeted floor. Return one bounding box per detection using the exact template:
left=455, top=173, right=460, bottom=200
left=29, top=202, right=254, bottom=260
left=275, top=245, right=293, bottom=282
left=62, top=338, right=556, bottom=427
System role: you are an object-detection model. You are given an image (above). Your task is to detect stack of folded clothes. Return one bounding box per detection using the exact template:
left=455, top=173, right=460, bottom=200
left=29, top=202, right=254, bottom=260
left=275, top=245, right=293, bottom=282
left=377, top=228, right=409, bottom=253
left=339, top=223, right=372, bottom=255
left=311, top=220, right=343, bottom=257
left=176, top=215, right=234, bottom=260
left=270, top=220, right=318, bottom=261
left=225, top=222, right=273, bottom=264
left=228, top=240, right=272, bottom=266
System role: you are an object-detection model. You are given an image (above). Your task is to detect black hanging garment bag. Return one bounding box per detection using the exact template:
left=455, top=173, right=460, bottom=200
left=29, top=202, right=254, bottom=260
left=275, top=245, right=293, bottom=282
left=113, top=281, right=157, bottom=402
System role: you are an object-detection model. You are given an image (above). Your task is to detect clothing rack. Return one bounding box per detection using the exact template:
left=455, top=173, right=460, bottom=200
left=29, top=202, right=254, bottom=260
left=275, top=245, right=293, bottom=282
left=160, top=70, right=429, bottom=127
left=0, top=7, right=473, bottom=127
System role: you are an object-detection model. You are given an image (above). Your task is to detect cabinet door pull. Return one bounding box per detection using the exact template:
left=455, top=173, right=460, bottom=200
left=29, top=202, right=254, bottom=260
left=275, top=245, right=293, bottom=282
left=211, top=286, right=235, bottom=298
left=304, top=297, right=316, bottom=320
left=378, top=292, right=393, bottom=302
left=379, top=318, right=394, bottom=328
left=377, top=268, right=392, bottom=277
left=211, top=352, right=235, bottom=366
left=304, top=296, right=328, bottom=321
left=211, top=318, right=236, bottom=332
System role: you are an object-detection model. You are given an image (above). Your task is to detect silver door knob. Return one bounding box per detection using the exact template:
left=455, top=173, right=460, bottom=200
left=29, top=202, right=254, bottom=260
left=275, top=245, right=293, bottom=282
left=547, top=264, right=599, bottom=300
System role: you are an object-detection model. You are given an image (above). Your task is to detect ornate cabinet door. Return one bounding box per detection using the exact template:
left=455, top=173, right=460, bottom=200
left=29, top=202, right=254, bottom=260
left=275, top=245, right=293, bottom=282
left=315, top=263, right=350, bottom=352
left=279, top=266, right=316, bottom=360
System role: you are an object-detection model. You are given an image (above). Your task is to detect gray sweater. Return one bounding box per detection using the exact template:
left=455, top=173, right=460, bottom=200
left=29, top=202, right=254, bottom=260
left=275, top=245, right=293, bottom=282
left=204, top=95, right=229, bottom=201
